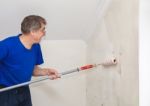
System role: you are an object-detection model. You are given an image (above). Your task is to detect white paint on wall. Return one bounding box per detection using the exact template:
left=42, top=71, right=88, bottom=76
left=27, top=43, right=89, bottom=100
left=30, top=40, right=87, bottom=106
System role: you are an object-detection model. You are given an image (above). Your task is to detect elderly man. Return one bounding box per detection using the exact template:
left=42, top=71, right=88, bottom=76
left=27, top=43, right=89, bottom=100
left=0, top=15, right=60, bottom=106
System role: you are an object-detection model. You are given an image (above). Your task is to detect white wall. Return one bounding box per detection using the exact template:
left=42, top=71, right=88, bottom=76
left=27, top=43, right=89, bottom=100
left=0, top=0, right=99, bottom=40
left=86, top=0, right=139, bottom=106
left=139, top=0, right=150, bottom=106
left=30, top=40, right=87, bottom=106
left=0, top=0, right=108, bottom=106
left=0, top=0, right=140, bottom=106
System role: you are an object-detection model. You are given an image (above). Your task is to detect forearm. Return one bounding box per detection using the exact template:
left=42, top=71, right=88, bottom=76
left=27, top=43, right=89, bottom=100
left=33, top=66, right=47, bottom=76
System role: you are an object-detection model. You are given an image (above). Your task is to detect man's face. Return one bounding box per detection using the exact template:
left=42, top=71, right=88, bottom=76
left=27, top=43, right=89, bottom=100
left=31, top=24, right=46, bottom=43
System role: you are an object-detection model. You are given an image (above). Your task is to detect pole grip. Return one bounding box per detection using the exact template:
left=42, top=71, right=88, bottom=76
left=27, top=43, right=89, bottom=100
left=80, top=65, right=95, bottom=70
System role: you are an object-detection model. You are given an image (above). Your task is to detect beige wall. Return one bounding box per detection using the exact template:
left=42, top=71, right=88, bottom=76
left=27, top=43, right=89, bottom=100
left=86, top=0, right=139, bottom=106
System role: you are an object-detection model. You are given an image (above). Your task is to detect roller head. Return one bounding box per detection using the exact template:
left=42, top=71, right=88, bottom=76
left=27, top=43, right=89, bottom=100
left=98, top=57, right=117, bottom=66
left=79, top=57, right=117, bottom=71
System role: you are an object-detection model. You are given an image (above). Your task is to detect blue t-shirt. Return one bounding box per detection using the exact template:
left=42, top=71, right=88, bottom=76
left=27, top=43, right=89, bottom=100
left=0, top=34, right=44, bottom=86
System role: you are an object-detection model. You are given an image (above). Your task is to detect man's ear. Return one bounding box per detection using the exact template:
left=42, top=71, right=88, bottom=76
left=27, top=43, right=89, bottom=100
left=30, top=30, right=33, bottom=34
left=30, top=31, right=36, bottom=36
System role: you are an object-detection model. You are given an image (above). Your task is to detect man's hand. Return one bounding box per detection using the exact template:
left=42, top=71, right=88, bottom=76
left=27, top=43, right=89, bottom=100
left=33, top=66, right=61, bottom=80
left=41, top=68, right=61, bottom=80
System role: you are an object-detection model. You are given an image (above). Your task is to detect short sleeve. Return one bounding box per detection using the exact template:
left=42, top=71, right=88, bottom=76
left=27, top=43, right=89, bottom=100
left=35, top=44, right=44, bottom=65
left=0, top=41, right=8, bottom=61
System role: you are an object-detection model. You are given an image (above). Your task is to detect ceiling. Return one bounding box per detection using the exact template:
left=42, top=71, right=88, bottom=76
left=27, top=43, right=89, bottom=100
left=0, top=0, right=111, bottom=41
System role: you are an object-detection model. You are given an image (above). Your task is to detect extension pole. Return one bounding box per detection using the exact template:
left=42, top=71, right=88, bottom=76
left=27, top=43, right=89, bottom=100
left=0, top=57, right=117, bottom=93
left=0, top=65, right=95, bottom=93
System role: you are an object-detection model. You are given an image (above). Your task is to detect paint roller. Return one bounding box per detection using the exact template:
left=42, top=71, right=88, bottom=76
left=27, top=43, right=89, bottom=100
left=0, top=57, right=117, bottom=92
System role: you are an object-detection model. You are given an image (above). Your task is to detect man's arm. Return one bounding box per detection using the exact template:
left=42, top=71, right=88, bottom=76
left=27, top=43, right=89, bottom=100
left=33, top=66, right=60, bottom=79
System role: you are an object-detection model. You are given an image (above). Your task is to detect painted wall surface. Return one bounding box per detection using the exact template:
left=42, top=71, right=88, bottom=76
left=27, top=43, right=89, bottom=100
left=30, top=40, right=87, bottom=106
left=86, top=0, right=139, bottom=106
left=139, top=0, right=150, bottom=106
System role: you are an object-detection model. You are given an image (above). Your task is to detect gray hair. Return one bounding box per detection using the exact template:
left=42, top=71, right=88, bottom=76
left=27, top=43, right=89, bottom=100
left=21, top=15, right=47, bottom=34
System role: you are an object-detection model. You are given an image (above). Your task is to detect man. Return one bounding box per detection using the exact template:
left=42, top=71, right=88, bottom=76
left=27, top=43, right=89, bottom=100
left=0, top=15, right=60, bottom=106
